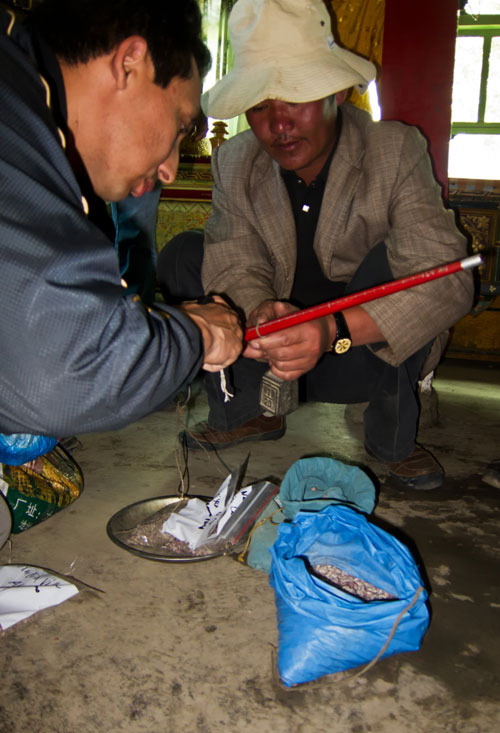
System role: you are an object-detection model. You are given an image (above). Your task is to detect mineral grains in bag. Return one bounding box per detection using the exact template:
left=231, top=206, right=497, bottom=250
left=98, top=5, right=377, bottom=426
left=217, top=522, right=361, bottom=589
left=312, top=564, right=397, bottom=602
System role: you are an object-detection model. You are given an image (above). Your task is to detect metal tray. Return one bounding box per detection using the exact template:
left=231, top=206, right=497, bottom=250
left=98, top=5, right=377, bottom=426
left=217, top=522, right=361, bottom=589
left=106, top=495, right=227, bottom=563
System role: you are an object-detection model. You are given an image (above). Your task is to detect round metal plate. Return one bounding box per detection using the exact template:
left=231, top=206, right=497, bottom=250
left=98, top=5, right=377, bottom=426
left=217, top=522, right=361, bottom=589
left=106, top=495, right=226, bottom=563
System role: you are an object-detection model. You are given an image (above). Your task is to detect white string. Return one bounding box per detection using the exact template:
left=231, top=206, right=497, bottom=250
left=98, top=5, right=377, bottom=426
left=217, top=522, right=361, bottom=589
left=219, top=369, right=234, bottom=402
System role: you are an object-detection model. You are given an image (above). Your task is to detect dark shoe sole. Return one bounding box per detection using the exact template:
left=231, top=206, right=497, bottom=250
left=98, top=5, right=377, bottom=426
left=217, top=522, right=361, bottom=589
left=179, top=426, right=286, bottom=451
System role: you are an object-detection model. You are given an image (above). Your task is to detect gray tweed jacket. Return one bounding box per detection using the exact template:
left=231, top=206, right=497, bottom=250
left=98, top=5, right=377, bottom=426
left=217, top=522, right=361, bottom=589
left=202, top=103, right=473, bottom=367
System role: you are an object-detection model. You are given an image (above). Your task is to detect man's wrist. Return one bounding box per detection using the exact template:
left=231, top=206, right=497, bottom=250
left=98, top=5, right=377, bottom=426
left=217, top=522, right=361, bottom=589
left=328, top=311, right=352, bottom=354
left=325, top=314, right=337, bottom=351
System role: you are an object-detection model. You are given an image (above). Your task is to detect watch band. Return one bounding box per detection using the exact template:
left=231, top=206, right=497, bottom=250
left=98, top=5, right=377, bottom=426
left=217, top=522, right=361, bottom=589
left=332, top=311, right=352, bottom=354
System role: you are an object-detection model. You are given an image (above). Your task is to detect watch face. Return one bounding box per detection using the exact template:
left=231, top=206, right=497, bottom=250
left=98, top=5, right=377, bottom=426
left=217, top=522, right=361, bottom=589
left=334, top=337, right=352, bottom=354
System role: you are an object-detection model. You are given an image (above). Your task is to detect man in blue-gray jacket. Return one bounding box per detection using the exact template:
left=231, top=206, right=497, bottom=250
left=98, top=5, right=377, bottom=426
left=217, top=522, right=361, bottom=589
left=0, top=0, right=242, bottom=446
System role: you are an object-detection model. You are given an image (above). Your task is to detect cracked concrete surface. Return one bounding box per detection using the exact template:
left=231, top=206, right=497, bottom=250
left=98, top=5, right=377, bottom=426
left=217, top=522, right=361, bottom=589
left=1, top=359, right=499, bottom=732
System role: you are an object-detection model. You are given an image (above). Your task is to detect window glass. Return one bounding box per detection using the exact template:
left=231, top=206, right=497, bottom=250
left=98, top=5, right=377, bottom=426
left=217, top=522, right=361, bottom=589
left=464, top=0, right=500, bottom=12
left=449, top=133, right=500, bottom=178
left=485, top=36, right=500, bottom=121
left=202, top=0, right=232, bottom=92
left=449, top=0, right=500, bottom=179
left=368, top=81, right=381, bottom=121
left=452, top=36, right=483, bottom=122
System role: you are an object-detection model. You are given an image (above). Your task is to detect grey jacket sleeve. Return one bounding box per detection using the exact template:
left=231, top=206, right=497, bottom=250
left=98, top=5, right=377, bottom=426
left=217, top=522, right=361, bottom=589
left=357, top=124, right=473, bottom=366
left=0, top=187, right=204, bottom=436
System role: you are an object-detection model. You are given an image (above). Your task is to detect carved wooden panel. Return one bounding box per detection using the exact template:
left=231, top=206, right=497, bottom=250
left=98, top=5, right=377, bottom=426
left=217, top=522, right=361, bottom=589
left=157, top=157, right=213, bottom=251
left=455, top=207, right=500, bottom=294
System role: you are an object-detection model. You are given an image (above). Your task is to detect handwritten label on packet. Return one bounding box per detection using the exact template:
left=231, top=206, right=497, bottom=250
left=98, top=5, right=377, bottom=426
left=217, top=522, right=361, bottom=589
left=162, top=468, right=254, bottom=550
left=0, top=565, right=79, bottom=630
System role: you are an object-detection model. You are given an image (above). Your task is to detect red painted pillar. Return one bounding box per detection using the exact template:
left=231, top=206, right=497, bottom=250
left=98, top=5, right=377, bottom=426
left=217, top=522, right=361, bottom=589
left=380, top=0, right=458, bottom=195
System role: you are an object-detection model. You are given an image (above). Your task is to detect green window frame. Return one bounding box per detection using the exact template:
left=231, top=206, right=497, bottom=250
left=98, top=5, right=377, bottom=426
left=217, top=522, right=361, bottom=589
left=452, top=12, right=500, bottom=136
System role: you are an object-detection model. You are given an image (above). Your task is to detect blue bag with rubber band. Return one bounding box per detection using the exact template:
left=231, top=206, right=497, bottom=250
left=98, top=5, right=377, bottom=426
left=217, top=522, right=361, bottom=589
left=269, top=504, right=430, bottom=687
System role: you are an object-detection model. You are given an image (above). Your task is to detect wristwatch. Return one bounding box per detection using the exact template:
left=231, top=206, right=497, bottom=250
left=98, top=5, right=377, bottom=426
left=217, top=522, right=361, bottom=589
left=331, top=311, right=352, bottom=354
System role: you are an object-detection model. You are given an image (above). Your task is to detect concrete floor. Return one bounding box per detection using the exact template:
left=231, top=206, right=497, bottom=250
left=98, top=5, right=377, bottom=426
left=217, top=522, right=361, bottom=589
left=1, top=358, right=499, bottom=733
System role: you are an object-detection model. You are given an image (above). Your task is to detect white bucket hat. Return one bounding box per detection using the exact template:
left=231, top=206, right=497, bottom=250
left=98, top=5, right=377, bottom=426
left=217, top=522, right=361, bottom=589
left=202, top=0, right=377, bottom=120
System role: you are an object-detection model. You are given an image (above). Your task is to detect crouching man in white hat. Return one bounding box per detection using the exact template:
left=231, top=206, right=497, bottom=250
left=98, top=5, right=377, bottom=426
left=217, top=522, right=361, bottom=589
left=157, top=0, right=473, bottom=490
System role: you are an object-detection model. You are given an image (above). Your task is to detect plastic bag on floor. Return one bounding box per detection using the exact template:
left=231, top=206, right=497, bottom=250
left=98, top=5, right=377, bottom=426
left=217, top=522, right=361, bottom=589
left=269, top=504, right=429, bottom=687
left=0, top=433, right=57, bottom=465
left=246, top=457, right=376, bottom=572
left=0, top=445, right=83, bottom=533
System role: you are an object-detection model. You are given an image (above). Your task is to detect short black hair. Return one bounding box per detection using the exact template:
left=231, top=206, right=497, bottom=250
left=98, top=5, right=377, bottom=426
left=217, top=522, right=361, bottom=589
left=28, top=0, right=211, bottom=87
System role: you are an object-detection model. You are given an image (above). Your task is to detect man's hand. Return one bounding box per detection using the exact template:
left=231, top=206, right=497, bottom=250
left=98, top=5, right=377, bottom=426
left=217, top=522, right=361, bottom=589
left=244, top=300, right=335, bottom=380
left=177, top=295, right=243, bottom=372
left=246, top=299, right=278, bottom=329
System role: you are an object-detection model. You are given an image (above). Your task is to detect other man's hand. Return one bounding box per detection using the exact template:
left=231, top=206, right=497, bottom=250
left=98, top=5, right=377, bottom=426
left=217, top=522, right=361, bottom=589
left=244, top=300, right=336, bottom=380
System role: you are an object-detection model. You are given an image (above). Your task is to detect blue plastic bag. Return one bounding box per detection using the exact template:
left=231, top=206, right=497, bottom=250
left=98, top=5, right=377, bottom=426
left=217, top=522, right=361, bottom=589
left=269, top=504, right=429, bottom=687
left=0, top=433, right=57, bottom=466
left=247, top=457, right=376, bottom=572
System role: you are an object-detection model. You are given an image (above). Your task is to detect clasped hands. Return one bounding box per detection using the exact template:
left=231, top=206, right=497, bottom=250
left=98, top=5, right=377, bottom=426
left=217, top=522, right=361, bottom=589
left=244, top=300, right=336, bottom=381
left=179, top=296, right=336, bottom=377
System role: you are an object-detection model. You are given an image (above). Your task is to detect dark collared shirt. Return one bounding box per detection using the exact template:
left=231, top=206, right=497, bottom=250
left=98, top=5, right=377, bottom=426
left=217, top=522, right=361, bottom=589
left=281, top=108, right=345, bottom=308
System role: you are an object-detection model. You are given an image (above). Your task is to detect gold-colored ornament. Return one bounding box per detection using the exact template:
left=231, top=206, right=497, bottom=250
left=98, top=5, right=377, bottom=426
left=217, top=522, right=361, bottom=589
left=334, top=337, right=352, bottom=354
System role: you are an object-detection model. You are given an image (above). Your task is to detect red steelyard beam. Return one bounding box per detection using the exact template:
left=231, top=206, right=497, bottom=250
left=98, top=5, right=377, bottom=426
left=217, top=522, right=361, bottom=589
left=244, top=255, right=482, bottom=342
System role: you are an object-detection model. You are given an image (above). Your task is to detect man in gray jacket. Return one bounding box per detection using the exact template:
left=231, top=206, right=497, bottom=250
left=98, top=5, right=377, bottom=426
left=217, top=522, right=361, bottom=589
left=0, top=0, right=243, bottom=446
left=157, top=0, right=473, bottom=490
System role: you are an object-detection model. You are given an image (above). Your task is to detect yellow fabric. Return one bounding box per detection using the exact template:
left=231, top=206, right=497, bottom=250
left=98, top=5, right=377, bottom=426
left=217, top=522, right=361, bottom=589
left=330, top=0, right=385, bottom=112
left=2, top=447, right=82, bottom=507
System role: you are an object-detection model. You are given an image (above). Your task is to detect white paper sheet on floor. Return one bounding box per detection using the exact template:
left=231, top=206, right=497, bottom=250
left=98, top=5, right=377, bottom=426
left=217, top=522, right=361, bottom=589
left=0, top=565, right=79, bottom=630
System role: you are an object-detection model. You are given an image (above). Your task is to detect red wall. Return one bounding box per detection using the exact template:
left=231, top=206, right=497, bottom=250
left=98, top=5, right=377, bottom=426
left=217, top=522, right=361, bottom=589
left=380, top=0, right=458, bottom=195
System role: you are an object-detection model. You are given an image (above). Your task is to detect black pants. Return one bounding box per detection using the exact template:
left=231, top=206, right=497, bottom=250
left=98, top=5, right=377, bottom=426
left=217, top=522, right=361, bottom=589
left=157, top=232, right=431, bottom=462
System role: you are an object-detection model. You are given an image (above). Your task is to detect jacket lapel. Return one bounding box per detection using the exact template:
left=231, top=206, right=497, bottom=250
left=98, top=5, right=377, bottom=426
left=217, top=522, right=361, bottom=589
left=315, top=105, right=365, bottom=271
left=250, top=154, right=297, bottom=280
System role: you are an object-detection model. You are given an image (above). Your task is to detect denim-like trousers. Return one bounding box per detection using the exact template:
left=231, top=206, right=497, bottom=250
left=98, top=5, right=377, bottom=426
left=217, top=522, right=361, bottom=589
left=157, top=231, right=431, bottom=462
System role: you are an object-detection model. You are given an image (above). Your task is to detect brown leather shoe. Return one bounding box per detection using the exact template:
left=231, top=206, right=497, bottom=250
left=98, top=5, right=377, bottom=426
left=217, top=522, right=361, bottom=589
left=180, top=414, right=286, bottom=451
left=387, top=445, right=444, bottom=490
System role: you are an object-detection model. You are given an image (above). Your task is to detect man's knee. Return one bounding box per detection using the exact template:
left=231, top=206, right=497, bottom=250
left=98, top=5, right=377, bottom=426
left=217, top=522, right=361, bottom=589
left=157, top=229, right=204, bottom=302
left=419, top=331, right=449, bottom=378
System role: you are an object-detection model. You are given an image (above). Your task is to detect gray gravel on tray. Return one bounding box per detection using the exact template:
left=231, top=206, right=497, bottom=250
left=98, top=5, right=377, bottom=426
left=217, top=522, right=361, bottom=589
left=115, top=503, right=219, bottom=557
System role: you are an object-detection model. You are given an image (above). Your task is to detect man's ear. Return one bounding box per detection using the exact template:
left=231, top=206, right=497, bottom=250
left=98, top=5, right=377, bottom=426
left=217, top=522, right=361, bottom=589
left=335, top=90, right=348, bottom=105
left=111, top=36, right=149, bottom=90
